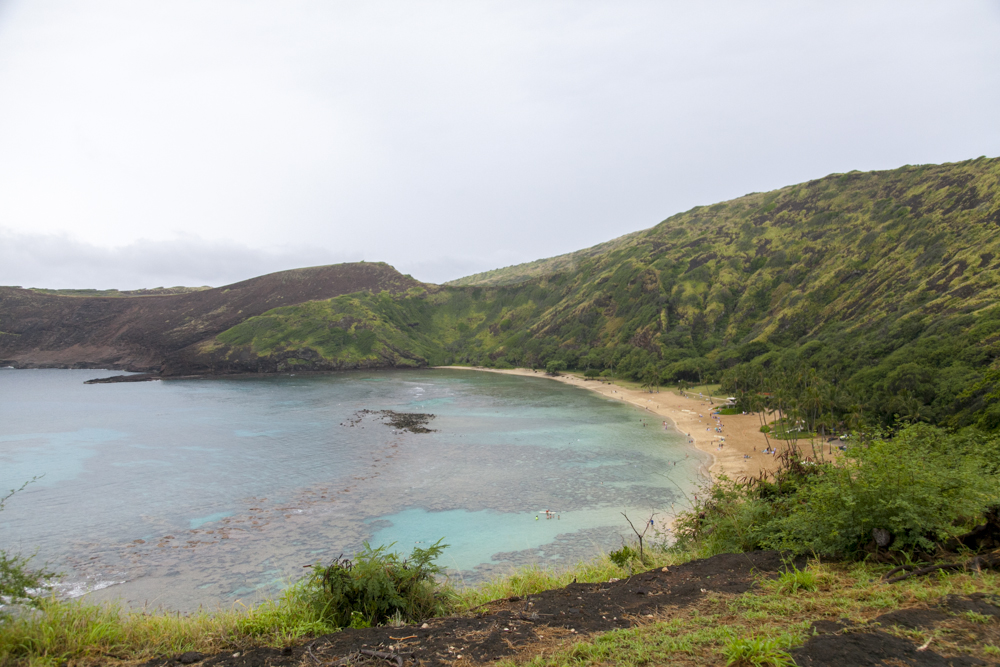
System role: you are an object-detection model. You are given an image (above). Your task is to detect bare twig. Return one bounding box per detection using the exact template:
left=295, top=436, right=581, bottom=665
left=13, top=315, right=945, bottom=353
left=360, top=648, right=404, bottom=667
left=621, top=511, right=656, bottom=562
left=882, top=564, right=919, bottom=579
left=884, top=551, right=1000, bottom=583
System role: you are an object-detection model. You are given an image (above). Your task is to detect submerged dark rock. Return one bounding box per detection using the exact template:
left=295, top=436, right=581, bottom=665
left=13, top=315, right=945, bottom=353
left=345, top=409, right=436, bottom=433
left=84, top=373, right=162, bottom=384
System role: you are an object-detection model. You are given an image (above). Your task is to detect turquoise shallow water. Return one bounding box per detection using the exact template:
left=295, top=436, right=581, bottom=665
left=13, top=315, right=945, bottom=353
left=0, top=368, right=708, bottom=611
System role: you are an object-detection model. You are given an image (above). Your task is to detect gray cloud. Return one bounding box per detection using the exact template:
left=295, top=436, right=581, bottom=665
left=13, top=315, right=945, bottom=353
left=0, top=229, right=347, bottom=290
left=0, top=1, right=997, bottom=289
left=0, top=228, right=518, bottom=289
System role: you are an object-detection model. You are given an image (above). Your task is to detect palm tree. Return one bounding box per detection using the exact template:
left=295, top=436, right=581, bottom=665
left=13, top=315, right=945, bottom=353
left=847, top=402, right=866, bottom=445
left=749, top=392, right=772, bottom=451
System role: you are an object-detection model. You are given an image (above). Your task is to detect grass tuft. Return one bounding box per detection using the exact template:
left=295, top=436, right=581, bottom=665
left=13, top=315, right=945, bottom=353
left=771, top=565, right=819, bottom=595
left=722, top=635, right=796, bottom=667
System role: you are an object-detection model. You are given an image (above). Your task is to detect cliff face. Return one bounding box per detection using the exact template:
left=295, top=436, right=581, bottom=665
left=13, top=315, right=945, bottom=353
left=0, top=263, right=422, bottom=372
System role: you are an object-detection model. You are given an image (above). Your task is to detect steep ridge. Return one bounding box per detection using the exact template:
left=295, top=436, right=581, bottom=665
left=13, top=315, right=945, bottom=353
left=5, top=157, right=1000, bottom=427
left=0, top=262, right=421, bottom=371
left=444, top=231, right=644, bottom=287
left=184, top=156, right=1000, bottom=427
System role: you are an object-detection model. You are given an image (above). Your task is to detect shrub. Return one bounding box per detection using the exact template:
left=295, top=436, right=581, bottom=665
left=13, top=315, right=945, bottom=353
left=674, top=424, right=1000, bottom=559
left=297, top=540, right=452, bottom=628
left=770, top=425, right=1000, bottom=555
left=671, top=475, right=781, bottom=557
left=608, top=544, right=647, bottom=568
left=545, top=360, right=568, bottom=375
left=1, top=479, right=57, bottom=616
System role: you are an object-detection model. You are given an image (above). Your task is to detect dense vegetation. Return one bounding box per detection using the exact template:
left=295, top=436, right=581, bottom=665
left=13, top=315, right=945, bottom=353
left=673, top=424, right=1000, bottom=559
left=191, top=156, right=1000, bottom=431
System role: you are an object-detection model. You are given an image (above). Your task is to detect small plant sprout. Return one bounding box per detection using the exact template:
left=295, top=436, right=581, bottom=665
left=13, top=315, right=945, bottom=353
left=723, top=635, right=796, bottom=667
left=348, top=611, right=371, bottom=629
left=964, top=611, right=992, bottom=625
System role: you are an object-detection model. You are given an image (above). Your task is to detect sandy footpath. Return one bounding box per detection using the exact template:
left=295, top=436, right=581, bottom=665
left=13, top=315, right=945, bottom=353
left=435, top=366, right=780, bottom=482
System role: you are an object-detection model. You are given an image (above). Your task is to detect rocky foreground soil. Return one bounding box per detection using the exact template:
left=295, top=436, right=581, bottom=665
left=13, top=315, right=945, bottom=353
left=145, top=551, right=1000, bottom=667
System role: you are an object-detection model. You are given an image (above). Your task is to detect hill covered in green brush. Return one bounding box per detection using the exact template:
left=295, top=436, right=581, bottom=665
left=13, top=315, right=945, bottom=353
left=168, top=156, right=1000, bottom=429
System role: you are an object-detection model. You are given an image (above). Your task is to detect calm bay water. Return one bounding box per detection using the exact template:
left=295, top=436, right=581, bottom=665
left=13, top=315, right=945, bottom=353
left=0, top=368, right=708, bottom=611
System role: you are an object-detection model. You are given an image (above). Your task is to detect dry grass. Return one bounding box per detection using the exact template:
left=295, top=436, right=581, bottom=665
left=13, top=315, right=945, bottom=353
left=0, top=588, right=331, bottom=667
left=495, top=561, right=1000, bottom=667
left=3, top=557, right=997, bottom=666
left=453, top=551, right=688, bottom=613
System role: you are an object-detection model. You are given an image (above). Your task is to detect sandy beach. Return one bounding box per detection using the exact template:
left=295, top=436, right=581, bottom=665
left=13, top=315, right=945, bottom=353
left=436, top=366, right=780, bottom=482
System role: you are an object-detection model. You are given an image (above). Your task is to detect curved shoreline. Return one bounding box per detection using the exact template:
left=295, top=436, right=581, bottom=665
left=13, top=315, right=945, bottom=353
left=433, top=366, right=776, bottom=482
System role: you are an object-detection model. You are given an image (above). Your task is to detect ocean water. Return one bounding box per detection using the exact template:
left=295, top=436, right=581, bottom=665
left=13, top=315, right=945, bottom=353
left=0, top=368, right=709, bottom=611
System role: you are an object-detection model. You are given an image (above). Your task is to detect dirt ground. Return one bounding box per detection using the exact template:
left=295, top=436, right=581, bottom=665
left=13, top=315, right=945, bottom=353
left=144, top=551, right=999, bottom=667
left=795, top=593, right=1000, bottom=666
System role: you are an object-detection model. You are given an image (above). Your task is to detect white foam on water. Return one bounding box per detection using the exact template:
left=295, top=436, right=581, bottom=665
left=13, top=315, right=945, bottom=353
left=49, top=577, right=127, bottom=600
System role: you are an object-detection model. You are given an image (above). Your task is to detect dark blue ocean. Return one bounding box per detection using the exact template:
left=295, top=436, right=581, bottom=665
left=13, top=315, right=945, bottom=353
left=0, top=368, right=708, bottom=611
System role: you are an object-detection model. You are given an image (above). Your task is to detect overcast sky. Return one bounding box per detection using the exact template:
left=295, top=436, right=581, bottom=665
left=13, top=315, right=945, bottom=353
left=1, top=1, right=998, bottom=290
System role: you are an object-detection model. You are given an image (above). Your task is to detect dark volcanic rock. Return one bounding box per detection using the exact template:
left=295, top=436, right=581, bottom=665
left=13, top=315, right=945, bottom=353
left=0, top=263, right=421, bottom=373
left=143, top=552, right=999, bottom=667
left=84, top=373, right=162, bottom=384
left=939, top=592, right=1000, bottom=618
left=345, top=409, right=437, bottom=433
left=793, top=631, right=985, bottom=666
left=875, top=607, right=950, bottom=629
left=144, top=551, right=801, bottom=667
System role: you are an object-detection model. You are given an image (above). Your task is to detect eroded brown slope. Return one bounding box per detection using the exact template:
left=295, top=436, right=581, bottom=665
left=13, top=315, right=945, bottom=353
left=0, top=263, right=421, bottom=372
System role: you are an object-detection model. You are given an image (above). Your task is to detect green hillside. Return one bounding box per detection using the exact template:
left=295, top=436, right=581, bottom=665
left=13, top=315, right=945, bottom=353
left=182, top=156, right=1000, bottom=429
left=443, top=231, right=643, bottom=286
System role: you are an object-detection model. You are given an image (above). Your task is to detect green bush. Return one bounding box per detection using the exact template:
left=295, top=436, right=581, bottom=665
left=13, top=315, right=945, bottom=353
left=770, top=425, right=1000, bottom=555
left=545, top=360, right=568, bottom=375
left=608, top=544, right=646, bottom=568
left=1, top=479, right=57, bottom=616
left=298, top=540, right=452, bottom=628
left=674, top=424, right=1000, bottom=559
left=672, top=476, right=783, bottom=557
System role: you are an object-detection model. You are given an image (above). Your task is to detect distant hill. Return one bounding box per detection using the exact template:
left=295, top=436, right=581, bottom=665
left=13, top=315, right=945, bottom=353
left=0, top=262, right=421, bottom=371
left=5, top=156, right=1000, bottom=429
left=177, top=156, right=1000, bottom=428
left=27, top=286, right=212, bottom=298
left=444, top=232, right=643, bottom=287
